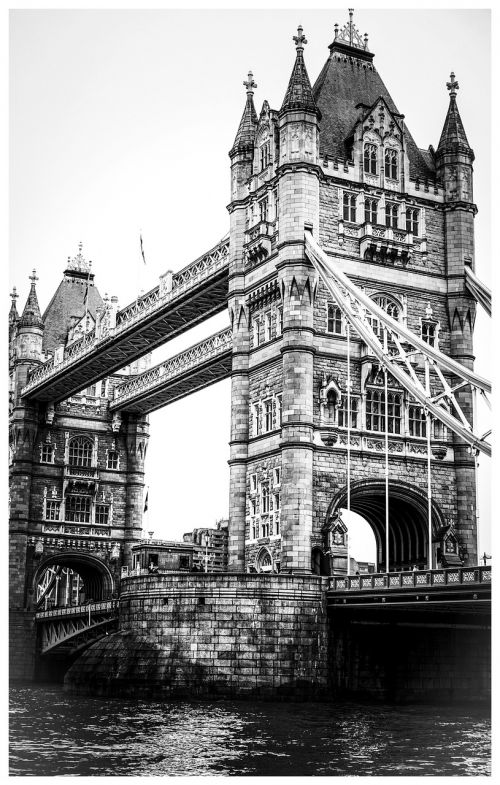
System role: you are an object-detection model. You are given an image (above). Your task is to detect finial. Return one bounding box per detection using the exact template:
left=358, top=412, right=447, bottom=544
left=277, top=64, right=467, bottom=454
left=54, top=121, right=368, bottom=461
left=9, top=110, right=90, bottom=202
left=243, top=71, right=257, bottom=95
left=349, top=9, right=354, bottom=45
left=334, top=9, right=368, bottom=51
left=425, top=303, right=433, bottom=319
left=446, top=72, right=459, bottom=98
left=10, top=286, right=18, bottom=303
left=29, top=269, right=38, bottom=285
left=364, top=32, right=369, bottom=49
left=334, top=23, right=339, bottom=40
left=293, top=25, right=307, bottom=50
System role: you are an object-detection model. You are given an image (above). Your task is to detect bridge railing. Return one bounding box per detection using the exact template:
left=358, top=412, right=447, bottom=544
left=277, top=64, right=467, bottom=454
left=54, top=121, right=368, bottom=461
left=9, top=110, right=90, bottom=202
left=329, top=566, right=491, bottom=592
left=22, top=237, right=230, bottom=395
left=112, top=327, right=232, bottom=407
left=35, top=600, right=118, bottom=620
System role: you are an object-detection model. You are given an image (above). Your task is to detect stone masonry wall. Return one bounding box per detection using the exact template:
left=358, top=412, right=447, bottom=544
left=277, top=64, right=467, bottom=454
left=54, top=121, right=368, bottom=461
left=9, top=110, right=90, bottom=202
left=64, top=573, right=329, bottom=699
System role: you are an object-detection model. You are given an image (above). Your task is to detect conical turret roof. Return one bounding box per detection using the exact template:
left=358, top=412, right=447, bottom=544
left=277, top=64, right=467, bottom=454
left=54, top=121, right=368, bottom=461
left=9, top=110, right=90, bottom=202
left=281, top=26, right=318, bottom=114
left=230, top=72, right=258, bottom=155
left=19, top=272, right=44, bottom=330
left=437, top=73, right=472, bottom=156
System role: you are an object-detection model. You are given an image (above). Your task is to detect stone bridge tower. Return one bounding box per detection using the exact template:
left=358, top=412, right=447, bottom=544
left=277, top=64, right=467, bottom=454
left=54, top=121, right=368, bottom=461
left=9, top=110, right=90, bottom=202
left=226, top=12, right=478, bottom=576
left=9, top=248, right=149, bottom=680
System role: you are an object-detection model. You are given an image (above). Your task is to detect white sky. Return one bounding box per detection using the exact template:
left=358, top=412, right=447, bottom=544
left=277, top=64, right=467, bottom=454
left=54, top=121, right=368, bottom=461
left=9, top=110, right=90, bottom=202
left=9, top=7, right=492, bottom=561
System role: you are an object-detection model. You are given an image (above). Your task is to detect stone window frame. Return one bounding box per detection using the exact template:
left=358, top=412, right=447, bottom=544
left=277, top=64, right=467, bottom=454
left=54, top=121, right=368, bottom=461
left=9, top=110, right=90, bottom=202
left=252, top=316, right=261, bottom=348
left=264, top=311, right=272, bottom=343
left=363, top=143, right=378, bottom=175
left=251, top=393, right=282, bottom=438
left=261, top=482, right=271, bottom=515
left=384, top=147, right=398, bottom=180
left=250, top=473, right=258, bottom=493
left=45, top=498, right=61, bottom=521
left=68, top=435, right=94, bottom=468
left=326, top=302, right=344, bottom=335
left=276, top=305, right=283, bottom=336
left=259, top=196, right=269, bottom=223
left=95, top=503, right=111, bottom=526
left=364, top=197, right=378, bottom=224
left=421, top=319, right=440, bottom=349
left=256, top=547, right=273, bottom=573
left=385, top=202, right=399, bottom=229
left=366, top=293, right=402, bottom=339
left=259, top=139, right=271, bottom=171
left=263, top=398, right=274, bottom=433
left=408, top=404, right=427, bottom=438
left=106, top=450, right=119, bottom=470
left=337, top=395, right=360, bottom=429
left=273, top=467, right=281, bottom=487
left=406, top=207, right=420, bottom=236
left=365, top=388, right=403, bottom=435
left=64, top=494, right=92, bottom=523
left=342, top=191, right=357, bottom=222
left=40, top=442, right=55, bottom=464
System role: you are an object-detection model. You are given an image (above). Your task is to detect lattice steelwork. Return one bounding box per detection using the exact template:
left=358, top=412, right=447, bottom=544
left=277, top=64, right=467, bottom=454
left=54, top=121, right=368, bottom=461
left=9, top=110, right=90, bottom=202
left=111, top=327, right=232, bottom=415
left=21, top=237, right=230, bottom=403
left=36, top=601, right=118, bottom=655
left=305, top=231, right=492, bottom=457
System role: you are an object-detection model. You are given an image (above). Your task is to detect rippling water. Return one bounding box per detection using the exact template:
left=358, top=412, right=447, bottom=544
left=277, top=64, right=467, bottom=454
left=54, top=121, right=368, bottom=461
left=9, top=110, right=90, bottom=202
left=9, top=685, right=490, bottom=776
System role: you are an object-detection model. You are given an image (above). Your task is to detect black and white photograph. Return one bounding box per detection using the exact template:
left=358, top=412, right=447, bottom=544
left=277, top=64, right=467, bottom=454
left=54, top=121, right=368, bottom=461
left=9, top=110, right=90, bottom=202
left=8, top=4, right=492, bottom=777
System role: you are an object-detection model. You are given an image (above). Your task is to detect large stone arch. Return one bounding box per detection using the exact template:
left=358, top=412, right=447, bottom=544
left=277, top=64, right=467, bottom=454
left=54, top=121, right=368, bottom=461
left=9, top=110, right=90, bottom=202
left=33, top=551, right=115, bottom=605
left=326, top=479, right=447, bottom=571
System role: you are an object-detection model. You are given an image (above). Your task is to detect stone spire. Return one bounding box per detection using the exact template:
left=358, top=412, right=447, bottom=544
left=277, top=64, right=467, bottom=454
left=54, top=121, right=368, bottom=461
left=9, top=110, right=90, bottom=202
left=280, top=26, right=318, bottom=114
left=9, top=286, right=19, bottom=322
left=437, top=73, right=472, bottom=156
left=230, top=71, right=258, bottom=156
left=19, top=271, right=44, bottom=330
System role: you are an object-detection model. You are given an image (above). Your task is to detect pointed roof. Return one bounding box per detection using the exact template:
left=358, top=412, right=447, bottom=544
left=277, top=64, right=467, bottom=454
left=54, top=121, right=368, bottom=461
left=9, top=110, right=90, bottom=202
left=312, top=11, right=435, bottom=180
left=437, top=73, right=472, bottom=157
left=281, top=26, right=318, bottom=114
left=230, top=72, right=258, bottom=155
left=9, top=286, right=19, bottom=324
left=19, top=271, right=44, bottom=330
left=42, top=245, right=104, bottom=353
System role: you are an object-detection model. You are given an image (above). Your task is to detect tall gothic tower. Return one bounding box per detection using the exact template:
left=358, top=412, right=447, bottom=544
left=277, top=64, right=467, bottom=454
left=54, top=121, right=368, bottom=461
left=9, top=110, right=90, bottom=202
left=226, top=12, right=478, bottom=575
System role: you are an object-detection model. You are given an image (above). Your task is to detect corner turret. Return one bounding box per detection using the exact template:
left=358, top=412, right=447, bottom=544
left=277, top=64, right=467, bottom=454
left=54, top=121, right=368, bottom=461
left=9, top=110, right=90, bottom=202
left=17, top=271, right=45, bottom=362
left=436, top=72, right=475, bottom=206
left=229, top=72, right=258, bottom=201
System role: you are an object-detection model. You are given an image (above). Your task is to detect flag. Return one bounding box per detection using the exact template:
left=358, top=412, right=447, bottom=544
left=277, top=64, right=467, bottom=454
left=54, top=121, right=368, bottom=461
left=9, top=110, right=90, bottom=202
left=144, top=489, right=149, bottom=513
left=140, top=233, right=146, bottom=265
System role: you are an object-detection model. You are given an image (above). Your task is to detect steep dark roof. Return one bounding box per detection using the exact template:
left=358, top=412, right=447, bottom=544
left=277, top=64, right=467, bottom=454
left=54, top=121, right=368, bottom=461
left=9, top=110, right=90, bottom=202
left=19, top=278, right=44, bottom=330
left=42, top=272, right=103, bottom=353
left=437, top=94, right=471, bottom=155
left=312, top=43, right=435, bottom=180
left=281, top=44, right=317, bottom=114
left=230, top=84, right=258, bottom=155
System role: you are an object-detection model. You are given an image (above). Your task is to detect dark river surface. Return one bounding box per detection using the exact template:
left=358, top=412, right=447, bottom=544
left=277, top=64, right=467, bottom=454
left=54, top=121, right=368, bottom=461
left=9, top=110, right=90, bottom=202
left=9, top=685, right=490, bottom=777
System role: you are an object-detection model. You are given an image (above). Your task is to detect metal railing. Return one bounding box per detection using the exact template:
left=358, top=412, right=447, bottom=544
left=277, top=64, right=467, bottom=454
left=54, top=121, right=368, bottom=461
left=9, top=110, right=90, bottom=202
left=35, top=599, right=118, bottom=620
left=329, top=565, right=491, bottom=592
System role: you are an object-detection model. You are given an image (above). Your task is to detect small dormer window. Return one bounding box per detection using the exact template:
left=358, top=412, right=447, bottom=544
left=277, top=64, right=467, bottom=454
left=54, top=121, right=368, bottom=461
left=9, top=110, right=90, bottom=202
left=406, top=208, right=419, bottom=236
left=260, top=140, right=270, bottom=171
left=343, top=193, right=356, bottom=222
left=363, top=143, right=377, bottom=175
left=385, top=203, right=398, bottom=229
left=384, top=148, right=398, bottom=179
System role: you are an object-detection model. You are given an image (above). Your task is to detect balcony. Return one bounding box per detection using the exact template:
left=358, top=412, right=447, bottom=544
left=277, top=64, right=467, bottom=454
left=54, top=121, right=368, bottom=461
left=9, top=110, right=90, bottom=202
left=41, top=522, right=111, bottom=538
left=63, top=464, right=99, bottom=494
left=245, top=220, right=275, bottom=265
left=339, top=221, right=426, bottom=264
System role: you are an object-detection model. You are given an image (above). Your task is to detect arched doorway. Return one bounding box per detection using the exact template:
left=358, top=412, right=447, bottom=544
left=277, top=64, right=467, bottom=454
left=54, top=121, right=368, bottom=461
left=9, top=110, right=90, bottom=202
left=33, top=552, right=115, bottom=610
left=256, top=548, right=273, bottom=574
left=326, top=480, right=445, bottom=571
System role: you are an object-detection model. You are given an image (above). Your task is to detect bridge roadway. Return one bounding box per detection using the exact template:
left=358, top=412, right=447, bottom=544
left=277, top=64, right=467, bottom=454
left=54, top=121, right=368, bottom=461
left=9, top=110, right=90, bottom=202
left=110, top=327, right=232, bottom=414
left=36, top=600, right=119, bottom=656
left=327, top=565, right=491, bottom=625
left=21, top=237, right=230, bottom=403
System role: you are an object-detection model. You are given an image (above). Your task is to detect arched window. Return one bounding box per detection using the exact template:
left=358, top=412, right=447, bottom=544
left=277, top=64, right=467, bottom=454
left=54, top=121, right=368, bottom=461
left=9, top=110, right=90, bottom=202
left=257, top=549, right=273, bottom=573
left=385, top=202, right=398, bottom=228
left=327, top=303, right=343, bottom=335
left=363, top=143, right=377, bottom=175
left=384, top=148, right=398, bottom=179
left=364, top=198, right=378, bottom=224
left=68, top=436, right=93, bottom=467
left=366, top=389, right=402, bottom=434
left=260, top=140, right=270, bottom=170
left=406, top=208, right=419, bottom=235
left=366, top=295, right=401, bottom=337
left=343, top=192, right=356, bottom=222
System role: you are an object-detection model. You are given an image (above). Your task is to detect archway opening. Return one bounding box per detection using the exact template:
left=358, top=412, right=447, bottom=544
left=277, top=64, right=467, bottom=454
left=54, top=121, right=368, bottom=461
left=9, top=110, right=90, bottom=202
left=339, top=509, right=377, bottom=573
left=328, top=480, right=444, bottom=572
left=33, top=552, right=114, bottom=610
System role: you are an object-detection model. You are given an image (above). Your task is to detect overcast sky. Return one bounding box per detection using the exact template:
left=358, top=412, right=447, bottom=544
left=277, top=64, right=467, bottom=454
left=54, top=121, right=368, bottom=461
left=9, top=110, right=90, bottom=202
left=9, top=7, right=491, bottom=561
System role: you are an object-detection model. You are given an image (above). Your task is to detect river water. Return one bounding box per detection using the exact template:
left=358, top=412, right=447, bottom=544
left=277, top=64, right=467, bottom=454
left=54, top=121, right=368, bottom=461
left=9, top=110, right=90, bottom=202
left=9, top=685, right=490, bottom=777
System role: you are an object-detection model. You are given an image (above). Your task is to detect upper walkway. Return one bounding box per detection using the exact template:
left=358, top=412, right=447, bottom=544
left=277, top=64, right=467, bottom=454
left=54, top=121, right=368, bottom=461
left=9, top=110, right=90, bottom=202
left=21, top=237, right=230, bottom=403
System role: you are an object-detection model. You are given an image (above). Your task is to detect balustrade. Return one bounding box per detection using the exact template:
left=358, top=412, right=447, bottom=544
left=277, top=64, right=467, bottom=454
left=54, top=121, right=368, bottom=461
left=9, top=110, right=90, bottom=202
left=329, top=565, right=491, bottom=592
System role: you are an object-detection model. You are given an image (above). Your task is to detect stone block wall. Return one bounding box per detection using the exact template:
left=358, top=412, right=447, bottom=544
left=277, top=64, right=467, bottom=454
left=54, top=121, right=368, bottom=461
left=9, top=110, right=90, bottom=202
left=64, top=573, right=329, bottom=699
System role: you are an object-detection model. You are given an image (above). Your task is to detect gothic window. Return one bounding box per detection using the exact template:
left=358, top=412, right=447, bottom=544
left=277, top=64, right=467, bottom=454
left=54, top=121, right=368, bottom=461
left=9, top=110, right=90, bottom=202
left=259, top=197, right=269, bottom=223
left=261, top=482, right=270, bottom=514
left=366, top=389, right=402, bottom=434
left=45, top=499, right=61, bottom=521
left=264, top=399, right=273, bottom=433
left=364, top=198, right=378, bottom=224
left=260, top=140, right=270, bottom=170
left=250, top=473, right=257, bottom=493
left=253, top=318, right=260, bottom=348
left=277, top=306, right=283, bottom=336
left=100, top=380, right=107, bottom=397
left=41, top=443, right=54, bottom=463
left=65, top=495, right=91, bottom=523
left=107, top=450, right=119, bottom=470
left=406, top=208, right=419, bottom=235
left=384, top=148, right=398, bottom=179
left=364, top=143, right=377, bottom=174
left=385, top=202, right=399, bottom=229
left=273, top=467, right=281, bottom=486
left=409, top=405, right=427, bottom=438
left=251, top=517, right=258, bottom=540
left=343, top=193, right=356, bottom=222
left=338, top=397, right=359, bottom=429
left=261, top=517, right=270, bottom=538
left=273, top=188, right=279, bottom=220
left=421, top=321, right=437, bottom=347
left=366, top=295, right=400, bottom=338
left=257, top=549, right=273, bottom=572
left=250, top=498, right=257, bottom=517
left=252, top=403, right=262, bottom=436
left=327, top=303, right=343, bottom=335
left=68, top=436, right=93, bottom=467
left=276, top=394, right=283, bottom=427
left=264, top=312, right=271, bottom=342
left=95, top=504, right=110, bottom=526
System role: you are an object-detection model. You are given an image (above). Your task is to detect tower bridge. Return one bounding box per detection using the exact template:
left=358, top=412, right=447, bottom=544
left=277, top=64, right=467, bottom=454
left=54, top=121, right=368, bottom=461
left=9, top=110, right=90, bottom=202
left=10, top=11, right=491, bottom=701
